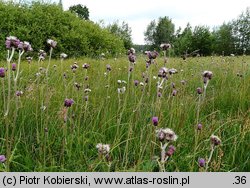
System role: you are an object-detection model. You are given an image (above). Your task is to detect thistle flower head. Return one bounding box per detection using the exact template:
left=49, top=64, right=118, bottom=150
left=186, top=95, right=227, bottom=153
left=18, top=41, right=32, bottom=52
left=210, top=135, right=221, bottom=146
left=12, top=63, right=17, bottom=71
left=172, top=89, right=177, bottom=96
left=168, top=68, right=178, bottom=75
left=82, top=63, right=90, bottom=69
left=47, top=39, right=57, bottom=48
left=60, top=53, right=68, bottom=59
left=158, top=67, right=168, bottom=78
left=160, top=43, right=171, bottom=51
left=134, top=80, right=139, bottom=86
left=38, top=50, right=46, bottom=60
left=203, top=70, right=213, bottom=80
left=5, top=36, right=20, bottom=49
left=96, top=143, right=110, bottom=155
left=128, top=53, right=136, bottom=63
left=198, top=158, right=206, bottom=167
left=64, top=98, right=74, bottom=107
left=127, top=48, right=135, bottom=55
left=26, top=57, right=33, bottom=63
left=16, top=91, right=23, bottom=97
left=156, top=128, right=178, bottom=142
left=147, top=51, right=159, bottom=60
left=152, top=116, right=159, bottom=126
left=0, top=155, right=6, bottom=163
left=106, top=64, right=111, bottom=72
left=118, top=86, right=126, bottom=94
left=166, top=145, right=175, bottom=156
left=197, top=123, right=202, bottom=130
left=0, top=67, right=6, bottom=78
left=197, top=87, right=202, bottom=94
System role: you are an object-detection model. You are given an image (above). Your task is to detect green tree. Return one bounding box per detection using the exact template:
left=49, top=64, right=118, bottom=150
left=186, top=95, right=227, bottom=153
left=106, top=21, right=133, bottom=49
left=191, top=26, right=212, bottom=56
left=144, top=17, right=175, bottom=49
left=232, top=7, right=250, bottom=54
left=212, top=22, right=235, bottom=55
left=69, top=4, right=89, bottom=20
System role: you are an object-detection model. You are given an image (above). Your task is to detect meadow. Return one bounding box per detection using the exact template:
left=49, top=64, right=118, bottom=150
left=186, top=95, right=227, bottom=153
left=0, top=44, right=249, bottom=172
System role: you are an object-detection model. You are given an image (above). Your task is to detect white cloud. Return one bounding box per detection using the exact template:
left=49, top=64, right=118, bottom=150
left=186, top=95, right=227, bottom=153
left=61, top=0, right=249, bottom=44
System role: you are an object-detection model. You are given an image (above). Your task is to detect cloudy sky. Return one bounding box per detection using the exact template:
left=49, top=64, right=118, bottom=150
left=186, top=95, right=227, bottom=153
left=61, top=0, right=249, bottom=44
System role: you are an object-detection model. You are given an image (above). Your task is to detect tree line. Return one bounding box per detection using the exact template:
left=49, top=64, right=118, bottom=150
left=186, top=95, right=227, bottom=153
left=144, top=7, right=250, bottom=56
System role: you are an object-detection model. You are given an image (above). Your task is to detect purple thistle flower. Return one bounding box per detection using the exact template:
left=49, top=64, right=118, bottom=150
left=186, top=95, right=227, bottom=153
left=106, top=64, right=111, bottom=71
left=166, top=145, right=175, bottom=157
left=0, top=155, right=6, bottom=163
left=147, top=51, right=159, bottom=60
left=127, top=48, right=135, bottom=55
left=12, top=63, right=16, bottom=71
left=197, top=123, right=202, bottom=130
left=18, top=41, right=32, bottom=52
left=5, top=36, right=20, bottom=49
left=128, top=53, right=136, bottom=63
left=197, top=87, right=202, bottom=94
left=198, top=158, right=206, bottom=167
left=157, top=92, right=162, bottom=97
left=171, top=82, right=175, bottom=88
left=64, top=98, right=74, bottom=107
left=26, top=57, right=33, bottom=64
left=0, top=67, right=6, bottom=78
left=172, top=89, right=177, bottom=96
left=47, top=39, right=57, bottom=48
left=134, top=80, right=139, bottom=86
left=210, top=135, right=221, bottom=146
left=82, top=63, right=90, bottom=69
left=203, top=71, right=213, bottom=80
left=152, top=116, right=159, bottom=126
left=16, top=91, right=23, bottom=97
left=160, top=43, right=171, bottom=51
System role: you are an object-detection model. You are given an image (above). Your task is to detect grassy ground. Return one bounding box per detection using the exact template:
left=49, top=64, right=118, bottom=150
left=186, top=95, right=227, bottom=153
left=0, top=54, right=249, bottom=172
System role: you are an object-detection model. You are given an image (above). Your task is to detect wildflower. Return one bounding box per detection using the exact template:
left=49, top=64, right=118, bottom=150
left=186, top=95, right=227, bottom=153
left=197, top=123, right=202, bottom=130
left=198, top=158, right=206, bottom=167
left=129, top=66, right=133, bottom=72
left=203, top=71, right=213, bottom=80
left=26, top=57, right=32, bottom=64
left=156, top=128, right=178, bottom=142
left=152, top=116, right=159, bottom=126
left=158, top=67, right=168, bottom=78
left=18, top=41, right=32, bottom=52
left=134, top=80, right=139, bottom=86
left=160, top=43, right=171, bottom=51
left=168, top=68, right=178, bottom=75
left=0, top=155, right=6, bottom=163
left=64, top=98, right=74, bottom=107
left=74, top=82, right=81, bottom=90
left=71, top=62, right=79, bottom=72
left=157, top=92, right=162, bottom=97
left=106, top=64, right=111, bottom=72
left=197, top=87, right=202, bottom=94
left=171, top=82, right=175, bottom=88
left=147, top=51, right=159, bottom=60
left=84, top=88, right=92, bottom=93
left=172, top=89, right=177, bottom=96
left=210, top=135, right=221, bottom=146
left=118, top=86, right=126, bottom=94
left=117, top=80, right=122, bottom=84
left=16, top=91, right=23, bottom=97
left=5, top=36, right=20, bottom=49
left=47, top=39, right=57, bottom=48
left=127, top=48, right=135, bottom=55
left=0, top=67, right=5, bottom=77
left=96, top=143, right=110, bottom=155
left=181, top=80, right=186, bottom=85
left=82, top=63, right=90, bottom=69
left=12, top=63, right=17, bottom=71
left=140, top=82, right=144, bottom=86
left=166, top=145, right=175, bottom=157
left=128, top=53, right=136, bottom=63
left=60, top=53, right=67, bottom=59
left=84, top=96, right=89, bottom=102
left=38, top=50, right=46, bottom=61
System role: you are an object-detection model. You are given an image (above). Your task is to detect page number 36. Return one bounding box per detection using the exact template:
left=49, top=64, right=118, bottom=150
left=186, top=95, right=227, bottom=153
left=234, top=176, right=247, bottom=185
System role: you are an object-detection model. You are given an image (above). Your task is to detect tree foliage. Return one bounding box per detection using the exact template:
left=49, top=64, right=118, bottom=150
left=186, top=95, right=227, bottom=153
left=69, top=4, right=89, bottom=20
left=0, top=1, right=125, bottom=59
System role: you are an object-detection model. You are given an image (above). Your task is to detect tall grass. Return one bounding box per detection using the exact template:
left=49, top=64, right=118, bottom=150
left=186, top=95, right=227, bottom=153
left=0, top=54, right=249, bottom=172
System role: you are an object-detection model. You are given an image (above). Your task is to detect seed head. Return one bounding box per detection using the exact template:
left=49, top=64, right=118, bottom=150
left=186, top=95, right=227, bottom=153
left=160, top=43, right=171, bottom=51
left=210, top=135, right=221, bottom=146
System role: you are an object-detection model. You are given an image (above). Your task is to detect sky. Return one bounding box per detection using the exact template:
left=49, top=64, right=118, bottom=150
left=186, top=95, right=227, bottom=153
left=60, top=0, right=249, bottom=44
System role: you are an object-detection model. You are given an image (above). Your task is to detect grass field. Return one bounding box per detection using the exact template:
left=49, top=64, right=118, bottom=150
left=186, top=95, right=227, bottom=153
left=0, top=53, right=249, bottom=172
